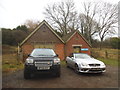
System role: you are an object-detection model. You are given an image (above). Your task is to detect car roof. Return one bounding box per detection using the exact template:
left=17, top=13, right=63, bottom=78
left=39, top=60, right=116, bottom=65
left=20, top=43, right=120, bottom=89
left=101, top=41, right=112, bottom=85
left=73, top=53, right=88, bottom=55
left=34, top=48, right=53, bottom=50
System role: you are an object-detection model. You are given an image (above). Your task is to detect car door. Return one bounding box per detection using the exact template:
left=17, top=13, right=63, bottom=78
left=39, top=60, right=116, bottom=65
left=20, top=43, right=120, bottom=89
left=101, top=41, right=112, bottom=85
left=70, top=57, right=76, bottom=68
left=66, top=56, right=72, bottom=67
left=67, top=53, right=76, bottom=68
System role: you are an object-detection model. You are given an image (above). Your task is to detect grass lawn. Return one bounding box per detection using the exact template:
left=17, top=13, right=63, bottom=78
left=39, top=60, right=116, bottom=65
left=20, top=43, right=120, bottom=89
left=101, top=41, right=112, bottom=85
left=61, top=60, right=66, bottom=66
left=2, top=54, right=24, bottom=73
left=2, top=45, right=24, bottom=73
left=98, top=58, right=118, bottom=66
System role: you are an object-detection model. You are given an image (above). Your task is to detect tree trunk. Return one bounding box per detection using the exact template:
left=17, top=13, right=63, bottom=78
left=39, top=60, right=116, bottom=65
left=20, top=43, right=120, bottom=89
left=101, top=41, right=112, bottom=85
left=100, top=39, right=103, bottom=50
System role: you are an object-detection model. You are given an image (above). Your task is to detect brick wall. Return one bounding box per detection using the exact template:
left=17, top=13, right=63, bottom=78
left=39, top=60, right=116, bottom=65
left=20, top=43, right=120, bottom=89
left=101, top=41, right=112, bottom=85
left=21, top=43, right=65, bottom=61
left=65, top=32, right=91, bottom=57
left=22, top=44, right=34, bottom=61
left=55, top=44, right=65, bottom=60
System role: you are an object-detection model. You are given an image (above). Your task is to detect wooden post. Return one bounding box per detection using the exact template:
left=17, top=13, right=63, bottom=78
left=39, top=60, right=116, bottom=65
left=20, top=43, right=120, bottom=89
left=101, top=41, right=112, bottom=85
left=17, top=43, right=20, bottom=55
left=105, top=50, right=108, bottom=59
left=17, top=43, right=20, bottom=63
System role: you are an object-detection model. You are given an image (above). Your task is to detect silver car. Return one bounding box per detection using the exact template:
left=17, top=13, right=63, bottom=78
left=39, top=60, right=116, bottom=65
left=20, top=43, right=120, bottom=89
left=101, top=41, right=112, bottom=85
left=66, top=53, right=106, bottom=73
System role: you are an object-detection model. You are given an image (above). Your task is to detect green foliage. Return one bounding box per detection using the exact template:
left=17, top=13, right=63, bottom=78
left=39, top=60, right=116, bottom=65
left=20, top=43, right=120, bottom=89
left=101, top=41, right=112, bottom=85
left=110, top=37, right=120, bottom=49
left=91, top=37, right=120, bottom=49
left=91, top=39, right=100, bottom=48
left=2, top=26, right=29, bottom=46
left=2, top=28, right=15, bottom=45
left=15, top=25, right=28, bottom=33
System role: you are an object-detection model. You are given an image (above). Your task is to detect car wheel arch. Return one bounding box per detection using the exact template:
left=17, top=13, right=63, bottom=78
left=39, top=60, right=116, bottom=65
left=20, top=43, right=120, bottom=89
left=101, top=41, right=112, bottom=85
left=75, top=63, right=78, bottom=67
left=74, top=63, right=80, bottom=74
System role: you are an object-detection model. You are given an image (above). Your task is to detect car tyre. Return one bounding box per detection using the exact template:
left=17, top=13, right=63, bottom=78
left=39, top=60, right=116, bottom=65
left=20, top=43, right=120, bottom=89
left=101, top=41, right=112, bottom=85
left=75, top=64, right=79, bottom=74
left=55, top=71, right=60, bottom=77
left=24, top=69, right=31, bottom=79
left=53, top=68, right=61, bottom=77
left=66, top=61, right=69, bottom=68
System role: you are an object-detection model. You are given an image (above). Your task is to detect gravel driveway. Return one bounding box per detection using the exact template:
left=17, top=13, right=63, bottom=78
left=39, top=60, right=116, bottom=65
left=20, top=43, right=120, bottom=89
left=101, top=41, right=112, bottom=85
left=2, top=65, right=118, bottom=88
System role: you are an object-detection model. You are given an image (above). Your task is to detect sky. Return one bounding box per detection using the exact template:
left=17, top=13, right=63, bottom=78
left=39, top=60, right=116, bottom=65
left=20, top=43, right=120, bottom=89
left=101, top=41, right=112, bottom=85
left=0, top=0, right=119, bottom=29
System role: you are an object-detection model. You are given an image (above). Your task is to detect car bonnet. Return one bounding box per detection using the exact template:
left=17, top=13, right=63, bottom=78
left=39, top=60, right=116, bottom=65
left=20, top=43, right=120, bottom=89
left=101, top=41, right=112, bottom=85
left=75, top=58, right=103, bottom=64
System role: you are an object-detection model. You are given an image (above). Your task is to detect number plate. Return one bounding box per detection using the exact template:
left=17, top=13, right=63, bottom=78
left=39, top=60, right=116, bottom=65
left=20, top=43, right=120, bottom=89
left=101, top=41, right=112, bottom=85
left=37, top=66, right=50, bottom=70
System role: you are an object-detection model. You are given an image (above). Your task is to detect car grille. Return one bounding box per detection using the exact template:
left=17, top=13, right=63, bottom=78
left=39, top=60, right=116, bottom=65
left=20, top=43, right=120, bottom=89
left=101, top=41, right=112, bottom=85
left=89, top=68, right=102, bottom=72
left=89, top=64, right=100, bottom=67
left=34, top=61, right=53, bottom=67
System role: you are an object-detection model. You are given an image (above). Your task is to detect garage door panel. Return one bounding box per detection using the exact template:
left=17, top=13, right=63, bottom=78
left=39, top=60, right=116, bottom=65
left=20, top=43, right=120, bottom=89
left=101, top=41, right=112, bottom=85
left=34, top=44, right=54, bottom=50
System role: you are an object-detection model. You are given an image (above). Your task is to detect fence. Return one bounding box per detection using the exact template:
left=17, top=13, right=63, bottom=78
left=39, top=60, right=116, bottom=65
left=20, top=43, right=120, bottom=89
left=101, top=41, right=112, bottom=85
left=2, top=45, right=22, bottom=63
left=91, top=48, right=119, bottom=60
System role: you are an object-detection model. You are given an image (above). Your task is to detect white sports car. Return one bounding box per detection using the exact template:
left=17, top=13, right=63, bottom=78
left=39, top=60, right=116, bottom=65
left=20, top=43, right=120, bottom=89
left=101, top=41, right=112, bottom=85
left=66, top=53, right=106, bottom=73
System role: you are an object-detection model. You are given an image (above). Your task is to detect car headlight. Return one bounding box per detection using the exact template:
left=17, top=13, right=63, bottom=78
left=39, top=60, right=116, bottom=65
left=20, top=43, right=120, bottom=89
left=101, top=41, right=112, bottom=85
left=54, top=58, right=60, bottom=64
left=81, top=63, right=88, bottom=66
left=101, top=63, right=106, bottom=67
left=26, top=58, right=34, bottom=64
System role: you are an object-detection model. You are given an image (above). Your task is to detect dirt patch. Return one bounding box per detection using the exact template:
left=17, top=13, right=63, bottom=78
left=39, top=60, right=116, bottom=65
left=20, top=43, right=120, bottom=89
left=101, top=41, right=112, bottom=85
left=2, top=65, right=118, bottom=88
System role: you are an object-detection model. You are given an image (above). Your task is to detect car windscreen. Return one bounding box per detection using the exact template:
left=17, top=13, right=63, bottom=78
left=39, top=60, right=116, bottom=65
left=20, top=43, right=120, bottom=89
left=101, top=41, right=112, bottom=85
left=74, top=53, right=91, bottom=59
left=30, top=49, right=56, bottom=57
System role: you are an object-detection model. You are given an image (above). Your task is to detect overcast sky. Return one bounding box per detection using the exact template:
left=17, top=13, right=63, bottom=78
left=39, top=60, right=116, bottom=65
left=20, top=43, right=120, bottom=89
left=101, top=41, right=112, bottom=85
left=0, top=0, right=119, bottom=29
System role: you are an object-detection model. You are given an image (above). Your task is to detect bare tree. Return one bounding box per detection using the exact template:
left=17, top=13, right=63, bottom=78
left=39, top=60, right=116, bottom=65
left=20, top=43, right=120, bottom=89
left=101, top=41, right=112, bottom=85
left=96, top=2, right=118, bottom=49
left=79, top=2, right=99, bottom=44
left=24, top=19, right=40, bottom=32
left=80, top=2, right=118, bottom=48
left=79, top=13, right=99, bottom=44
left=118, top=1, right=120, bottom=38
left=44, top=0, right=80, bottom=36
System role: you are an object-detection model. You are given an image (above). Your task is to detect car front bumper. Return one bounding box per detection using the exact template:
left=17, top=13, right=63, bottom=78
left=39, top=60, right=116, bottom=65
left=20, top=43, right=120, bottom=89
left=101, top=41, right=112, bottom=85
left=79, top=67, right=106, bottom=73
left=24, top=64, right=60, bottom=74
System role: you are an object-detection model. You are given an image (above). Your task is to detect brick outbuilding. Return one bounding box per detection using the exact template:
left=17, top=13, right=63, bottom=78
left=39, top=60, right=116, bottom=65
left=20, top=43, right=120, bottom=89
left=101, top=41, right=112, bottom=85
left=62, top=31, right=91, bottom=57
left=19, top=20, right=91, bottom=60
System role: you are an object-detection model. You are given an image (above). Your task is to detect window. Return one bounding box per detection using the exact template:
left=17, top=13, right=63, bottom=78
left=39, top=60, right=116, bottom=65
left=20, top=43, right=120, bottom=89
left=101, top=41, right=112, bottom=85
left=30, top=49, right=56, bottom=57
left=73, top=46, right=81, bottom=53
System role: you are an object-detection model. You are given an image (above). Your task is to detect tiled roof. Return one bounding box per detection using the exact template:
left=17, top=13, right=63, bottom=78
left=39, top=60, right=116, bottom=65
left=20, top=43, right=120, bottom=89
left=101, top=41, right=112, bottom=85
left=20, top=20, right=91, bottom=47
left=20, top=20, right=65, bottom=46
left=62, top=30, right=76, bottom=42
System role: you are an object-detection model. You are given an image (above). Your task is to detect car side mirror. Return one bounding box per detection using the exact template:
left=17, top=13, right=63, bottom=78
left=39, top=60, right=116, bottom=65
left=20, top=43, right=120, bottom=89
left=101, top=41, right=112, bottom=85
left=55, top=54, right=59, bottom=57
left=28, top=54, right=30, bottom=57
